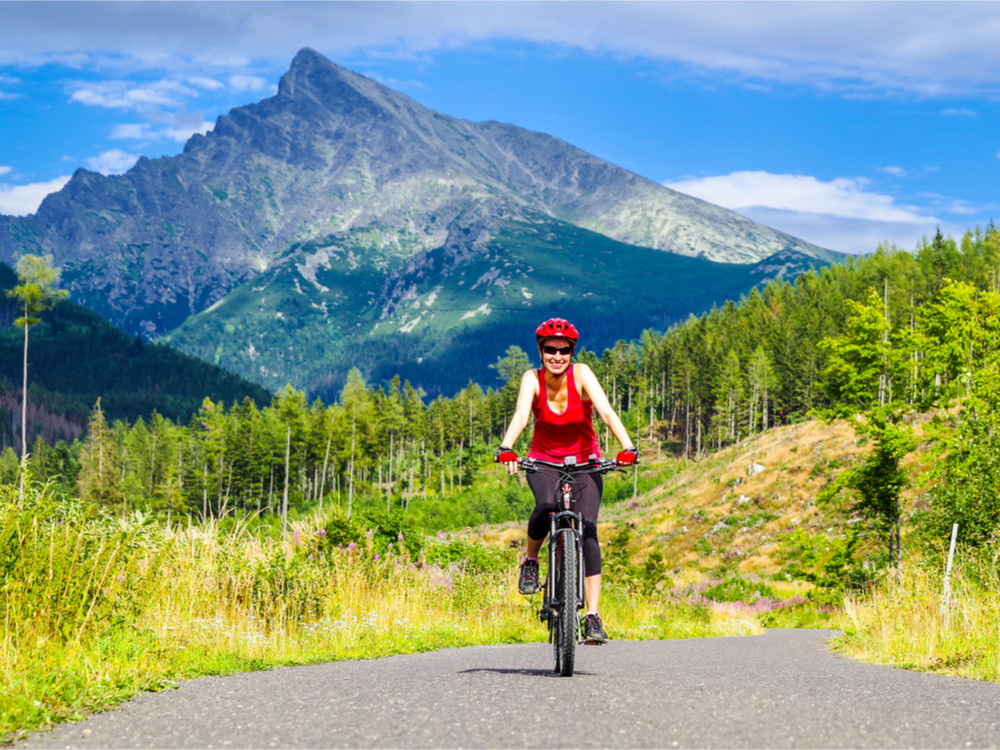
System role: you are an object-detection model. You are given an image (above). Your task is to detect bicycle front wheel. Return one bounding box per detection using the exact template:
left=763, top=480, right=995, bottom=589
left=554, top=528, right=578, bottom=677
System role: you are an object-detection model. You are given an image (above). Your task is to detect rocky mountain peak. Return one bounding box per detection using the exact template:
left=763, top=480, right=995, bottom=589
left=274, top=47, right=435, bottom=136
left=279, top=47, right=391, bottom=110
left=0, top=49, right=839, bottom=396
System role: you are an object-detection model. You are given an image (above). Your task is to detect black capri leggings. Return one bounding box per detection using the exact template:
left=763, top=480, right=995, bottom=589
left=526, top=469, right=604, bottom=576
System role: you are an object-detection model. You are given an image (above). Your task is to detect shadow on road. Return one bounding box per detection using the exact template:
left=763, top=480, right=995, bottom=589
left=458, top=667, right=595, bottom=677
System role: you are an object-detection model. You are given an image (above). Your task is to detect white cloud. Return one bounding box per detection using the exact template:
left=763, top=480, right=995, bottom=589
left=110, top=123, right=153, bottom=141
left=0, top=165, right=11, bottom=176
left=0, top=73, right=18, bottom=98
left=85, top=150, right=139, bottom=175
left=737, top=206, right=963, bottom=256
left=111, top=120, right=214, bottom=143
left=942, top=108, right=977, bottom=117
left=666, top=171, right=929, bottom=223
left=164, top=121, right=214, bottom=143
left=227, top=74, right=270, bottom=93
left=69, top=79, right=197, bottom=110
left=0, top=176, right=72, bottom=216
left=878, top=166, right=908, bottom=178
left=5, top=3, right=1000, bottom=97
left=188, top=76, right=225, bottom=91
left=665, top=171, right=944, bottom=255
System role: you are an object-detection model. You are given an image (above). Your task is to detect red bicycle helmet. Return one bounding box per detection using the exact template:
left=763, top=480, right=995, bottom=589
left=535, top=318, right=579, bottom=345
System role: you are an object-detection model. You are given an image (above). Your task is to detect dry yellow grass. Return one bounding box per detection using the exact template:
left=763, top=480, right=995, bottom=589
left=607, top=420, right=863, bottom=579
left=838, top=558, right=1000, bottom=682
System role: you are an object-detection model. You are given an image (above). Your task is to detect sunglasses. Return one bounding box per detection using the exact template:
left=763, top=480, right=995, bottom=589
left=542, top=345, right=574, bottom=356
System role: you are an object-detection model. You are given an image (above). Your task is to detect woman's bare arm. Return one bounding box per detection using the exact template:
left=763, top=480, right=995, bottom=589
left=498, top=370, right=539, bottom=472
left=574, top=363, right=634, bottom=449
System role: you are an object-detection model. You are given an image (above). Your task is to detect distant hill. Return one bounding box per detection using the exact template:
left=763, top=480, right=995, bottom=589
left=0, top=262, right=271, bottom=448
left=0, top=48, right=839, bottom=398
left=164, top=216, right=827, bottom=398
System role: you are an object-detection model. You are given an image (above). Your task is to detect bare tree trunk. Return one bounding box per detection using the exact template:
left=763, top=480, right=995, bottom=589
left=407, top=464, right=415, bottom=511
left=387, top=432, right=394, bottom=510
left=683, top=399, right=691, bottom=463
left=695, top=400, right=703, bottom=458
left=149, top=431, right=157, bottom=497
left=268, top=461, right=274, bottom=515
left=661, top=370, right=667, bottom=420
left=282, top=425, right=291, bottom=535
left=879, top=276, right=890, bottom=407
left=18, top=318, right=28, bottom=502
left=348, top=417, right=356, bottom=519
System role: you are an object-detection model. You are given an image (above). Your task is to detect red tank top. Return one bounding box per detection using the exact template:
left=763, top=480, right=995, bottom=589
left=528, top=364, right=602, bottom=463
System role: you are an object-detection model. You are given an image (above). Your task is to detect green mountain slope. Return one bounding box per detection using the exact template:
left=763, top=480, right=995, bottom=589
left=0, top=263, right=272, bottom=440
left=164, top=215, right=826, bottom=398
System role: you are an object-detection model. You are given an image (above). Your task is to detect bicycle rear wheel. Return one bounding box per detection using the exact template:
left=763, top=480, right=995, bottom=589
left=554, top=528, right=578, bottom=676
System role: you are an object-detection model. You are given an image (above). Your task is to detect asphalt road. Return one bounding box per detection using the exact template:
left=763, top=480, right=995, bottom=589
left=19, top=629, right=1000, bottom=749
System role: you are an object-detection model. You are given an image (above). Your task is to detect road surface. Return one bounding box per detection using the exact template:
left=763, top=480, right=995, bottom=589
left=19, top=629, right=1000, bottom=748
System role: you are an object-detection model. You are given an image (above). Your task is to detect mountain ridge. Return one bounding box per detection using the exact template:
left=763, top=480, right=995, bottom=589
left=0, top=48, right=839, bottom=397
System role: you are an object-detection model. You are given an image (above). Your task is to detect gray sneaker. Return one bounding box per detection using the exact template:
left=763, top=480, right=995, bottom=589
left=518, top=558, right=541, bottom=595
left=583, top=613, right=608, bottom=644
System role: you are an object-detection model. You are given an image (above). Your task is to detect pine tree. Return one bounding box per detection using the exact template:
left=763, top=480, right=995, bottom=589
left=7, top=254, right=68, bottom=500
left=77, top=400, right=125, bottom=510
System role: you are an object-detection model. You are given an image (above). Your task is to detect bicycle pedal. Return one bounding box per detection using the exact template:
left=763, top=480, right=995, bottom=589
left=582, top=639, right=606, bottom=646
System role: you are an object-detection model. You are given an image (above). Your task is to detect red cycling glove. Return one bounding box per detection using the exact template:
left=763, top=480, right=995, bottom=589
left=495, top=445, right=518, bottom=463
left=616, top=447, right=639, bottom=466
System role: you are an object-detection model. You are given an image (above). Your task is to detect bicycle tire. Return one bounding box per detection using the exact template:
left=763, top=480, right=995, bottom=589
left=555, top=528, right=577, bottom=676
left=550, top=537, right=561, bottom=674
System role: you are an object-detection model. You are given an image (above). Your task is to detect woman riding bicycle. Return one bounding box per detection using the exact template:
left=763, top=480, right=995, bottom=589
left=495, top=317, right=638, bottom=643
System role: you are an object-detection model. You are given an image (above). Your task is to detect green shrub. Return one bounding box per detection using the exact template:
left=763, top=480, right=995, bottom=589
left=701, top=576, right=776, bottom=603
left=423, top=536, right=516, bottom=574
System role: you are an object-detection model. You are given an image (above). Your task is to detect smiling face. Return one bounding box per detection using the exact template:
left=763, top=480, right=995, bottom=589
left=539, top=337, right=574, bottom=377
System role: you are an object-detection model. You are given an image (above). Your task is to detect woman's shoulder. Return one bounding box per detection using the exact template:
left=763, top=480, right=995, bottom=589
left=572, top=362, right=603, bottom=400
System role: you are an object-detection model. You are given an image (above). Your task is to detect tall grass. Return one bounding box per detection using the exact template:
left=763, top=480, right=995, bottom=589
left=2, top=481, right=770, bottom=742
left=837, top=555, right=1000, bottom=681
left=0, top=483, right=526, bottom=741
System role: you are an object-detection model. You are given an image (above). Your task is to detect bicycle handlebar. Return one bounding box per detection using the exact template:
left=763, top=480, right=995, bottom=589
left=518, top=456, right=626, bottom=474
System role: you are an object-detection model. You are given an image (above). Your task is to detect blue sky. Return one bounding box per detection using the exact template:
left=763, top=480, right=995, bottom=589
left=1, top=1, right=999, bottom=255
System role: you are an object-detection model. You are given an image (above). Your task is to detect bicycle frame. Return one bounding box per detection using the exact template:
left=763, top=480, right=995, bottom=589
left=520, top=455, right=622, bottom=675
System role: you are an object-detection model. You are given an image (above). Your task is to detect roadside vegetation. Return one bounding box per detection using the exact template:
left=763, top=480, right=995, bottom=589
left=838, top=555, right=1000, bottom=681
left=1, top=478, right=766, bottom=742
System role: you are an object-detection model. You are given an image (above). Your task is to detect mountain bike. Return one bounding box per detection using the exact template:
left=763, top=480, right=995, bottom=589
left=519, top=455, right=624, bottom=676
